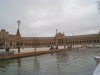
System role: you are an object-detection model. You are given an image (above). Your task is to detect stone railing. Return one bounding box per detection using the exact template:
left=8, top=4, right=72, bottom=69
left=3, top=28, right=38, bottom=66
left=0, top=50, right=14, bottom=56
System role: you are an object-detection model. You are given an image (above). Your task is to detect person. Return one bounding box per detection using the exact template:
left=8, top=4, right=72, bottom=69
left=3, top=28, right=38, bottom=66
left=18, top=46, right=20, bottom=53
left=6, top=46, right=9, bottom=52
left=64, top=45, right=65, bottom=49
left=56, top=45, right=58, bottom=49
left=6, top=47, right=7, bottom=52
left=51, top=46, right=53, bottom=49
left=49, top=46, right=53, bottom=50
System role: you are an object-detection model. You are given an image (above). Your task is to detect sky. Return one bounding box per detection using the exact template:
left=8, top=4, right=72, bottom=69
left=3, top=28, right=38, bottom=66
left=0, top=0, right=100, bottom=37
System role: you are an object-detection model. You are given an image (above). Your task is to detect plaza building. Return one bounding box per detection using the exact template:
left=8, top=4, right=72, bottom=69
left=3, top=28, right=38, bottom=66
left=0, top=27, right=100, bottom=48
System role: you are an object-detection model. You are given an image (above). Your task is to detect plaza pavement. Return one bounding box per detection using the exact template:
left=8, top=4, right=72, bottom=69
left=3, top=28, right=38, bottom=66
left=0, top=46, right=65, bottom=54
left=0, top=45, right=81, bottom=54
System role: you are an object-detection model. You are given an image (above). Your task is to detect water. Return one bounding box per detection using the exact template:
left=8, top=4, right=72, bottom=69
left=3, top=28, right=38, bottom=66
left=0, top=48, right=100, bottom=75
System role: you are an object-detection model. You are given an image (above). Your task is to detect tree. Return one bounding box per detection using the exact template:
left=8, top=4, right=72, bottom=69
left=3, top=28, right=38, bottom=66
left=97, top=1, right=100, bottom=11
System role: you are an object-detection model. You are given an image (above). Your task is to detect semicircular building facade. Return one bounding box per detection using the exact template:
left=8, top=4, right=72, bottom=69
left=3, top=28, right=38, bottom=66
left=0, top=28, right=100, bottom=48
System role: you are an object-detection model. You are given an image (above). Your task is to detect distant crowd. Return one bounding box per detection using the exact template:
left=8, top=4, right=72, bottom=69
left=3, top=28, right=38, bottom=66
left=49, top=45, right=58, bottom=50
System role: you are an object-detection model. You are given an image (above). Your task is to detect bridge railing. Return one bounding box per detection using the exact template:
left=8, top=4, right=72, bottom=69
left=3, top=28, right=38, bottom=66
left=0, top=50, right=14, bottom=56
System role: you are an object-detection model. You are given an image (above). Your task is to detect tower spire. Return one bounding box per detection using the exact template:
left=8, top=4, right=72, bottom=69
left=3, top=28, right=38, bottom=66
left=56, top=29, right=58, bottom=35
left=16, top=20, right=21, bottom=35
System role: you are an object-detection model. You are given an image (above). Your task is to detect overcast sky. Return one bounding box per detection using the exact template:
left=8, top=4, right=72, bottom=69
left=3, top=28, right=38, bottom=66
left=0, top=0, right=100, bottom=37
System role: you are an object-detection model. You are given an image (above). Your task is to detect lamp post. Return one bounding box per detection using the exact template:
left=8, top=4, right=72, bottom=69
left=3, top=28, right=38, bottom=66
left=56, top=29, right=58, bottom=35
left=72, top=33, right=74, bottom=48
left=34, top=38, right=38, bottom=52
left=2, top=30, right=5, bottom=48
left=17, top=20, right=21, bottom=53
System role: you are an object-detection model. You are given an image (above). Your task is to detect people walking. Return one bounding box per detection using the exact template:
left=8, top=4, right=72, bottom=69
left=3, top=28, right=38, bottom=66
left=56, top=45, right=58, bottom=49
left=49, top=46, right=54, bottom=50
left=6, top=46, right=10, bottom=52
left=64, top=45, right=66, bottom=49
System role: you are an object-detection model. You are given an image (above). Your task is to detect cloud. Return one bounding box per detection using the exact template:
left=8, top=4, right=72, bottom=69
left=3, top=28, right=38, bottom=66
left=0, top=0, right=100, bottom=37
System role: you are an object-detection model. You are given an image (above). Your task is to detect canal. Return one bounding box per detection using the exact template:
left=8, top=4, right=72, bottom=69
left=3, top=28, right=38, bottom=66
left=0, top=48, right=100, bottom=75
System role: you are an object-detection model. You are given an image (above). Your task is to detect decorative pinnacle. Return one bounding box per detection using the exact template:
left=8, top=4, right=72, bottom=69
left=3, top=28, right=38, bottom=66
left=17, top=20, right=21, bottom=26
left=56, top=29, right=58, bottom=34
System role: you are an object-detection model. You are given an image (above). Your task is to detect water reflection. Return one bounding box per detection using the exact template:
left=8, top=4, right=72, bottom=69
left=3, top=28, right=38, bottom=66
left=17, top=58, right=22, bottom=75
left=17, top=58, right=21, bottom=67
left=33, top=56, right=40, bottom=71
left=0, top=60, right=11, bottom=72
left=0, top=61, right=9, bottom=72
left=0, top=48, right=100, bottom=75
left=56, top=51, right=69, bottom=75
left=56, top=51, right=68, bottom=63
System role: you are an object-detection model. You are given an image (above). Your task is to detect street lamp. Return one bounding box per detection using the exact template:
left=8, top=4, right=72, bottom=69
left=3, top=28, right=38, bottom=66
left=17, top=20, right=21, bottom=53
left=17, top=20, right=21, bottom=27
left=34, top=38, right=38, bottom=52
left=72, top=33, right=74, bottom=47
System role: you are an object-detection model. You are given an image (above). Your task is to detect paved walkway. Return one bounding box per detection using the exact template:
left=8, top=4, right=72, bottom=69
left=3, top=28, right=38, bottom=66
left=0, top=46, right=65, bottom=54
left=0, top=45, right=81, bottom=54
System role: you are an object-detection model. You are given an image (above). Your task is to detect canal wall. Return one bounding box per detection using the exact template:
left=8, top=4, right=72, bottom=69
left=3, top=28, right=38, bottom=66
left=0, top=47, right=79, bottom=60
left=0, top=47, right=81, bottom=60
